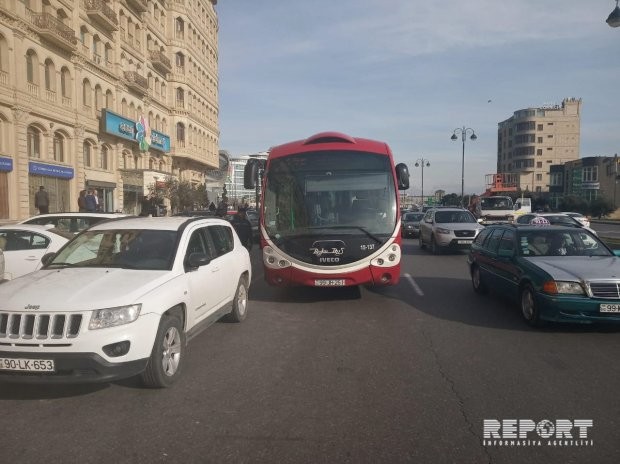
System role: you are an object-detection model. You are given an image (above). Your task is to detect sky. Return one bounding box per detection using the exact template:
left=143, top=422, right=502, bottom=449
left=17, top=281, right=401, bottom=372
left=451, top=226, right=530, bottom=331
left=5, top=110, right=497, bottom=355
left=215, top=0, right=620, bottom=196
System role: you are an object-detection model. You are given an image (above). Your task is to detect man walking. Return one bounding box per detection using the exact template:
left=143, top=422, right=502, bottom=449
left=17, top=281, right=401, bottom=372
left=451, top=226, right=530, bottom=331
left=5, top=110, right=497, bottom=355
left=34, top=186, right=49, bottom=214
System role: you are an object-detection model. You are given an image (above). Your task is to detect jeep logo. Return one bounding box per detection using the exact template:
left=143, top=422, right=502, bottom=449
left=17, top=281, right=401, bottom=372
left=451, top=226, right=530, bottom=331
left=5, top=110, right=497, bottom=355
left=24, top=304, right=40, bottom=310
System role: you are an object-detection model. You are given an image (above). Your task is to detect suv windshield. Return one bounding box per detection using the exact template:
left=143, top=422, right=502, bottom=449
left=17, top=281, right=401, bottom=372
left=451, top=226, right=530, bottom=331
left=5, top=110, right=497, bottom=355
left=48, top=229, right=178, bottom=270
left=435, top=211, right=476, bottom=224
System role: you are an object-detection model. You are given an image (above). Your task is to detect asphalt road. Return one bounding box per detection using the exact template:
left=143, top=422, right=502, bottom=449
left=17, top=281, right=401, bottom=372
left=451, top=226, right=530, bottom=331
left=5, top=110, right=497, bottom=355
left=1, top=243, right=619, bottom=464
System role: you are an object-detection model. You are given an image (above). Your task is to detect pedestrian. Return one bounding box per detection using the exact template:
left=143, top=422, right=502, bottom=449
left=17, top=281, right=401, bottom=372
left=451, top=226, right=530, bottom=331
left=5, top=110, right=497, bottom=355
left=230, top=206, right=253, bottom=251
left=78, top=190, right=87, bottom=212
left=34, top=186, right=49, bottom=214
left=84, top=189, right=97, bottom=212
left=92, top=189, right=100, bottom=212
left=468, top=195, right=482, bottom=220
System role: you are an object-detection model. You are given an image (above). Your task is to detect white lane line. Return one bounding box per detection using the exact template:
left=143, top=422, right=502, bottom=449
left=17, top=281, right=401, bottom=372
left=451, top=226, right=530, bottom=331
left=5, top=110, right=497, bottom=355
left=404, top=272, right=424, bottom=296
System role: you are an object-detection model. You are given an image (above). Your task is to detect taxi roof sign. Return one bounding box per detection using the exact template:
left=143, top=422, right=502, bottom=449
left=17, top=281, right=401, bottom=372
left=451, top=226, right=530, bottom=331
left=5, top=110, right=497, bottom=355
left=530, top=216, right=551, bottom=225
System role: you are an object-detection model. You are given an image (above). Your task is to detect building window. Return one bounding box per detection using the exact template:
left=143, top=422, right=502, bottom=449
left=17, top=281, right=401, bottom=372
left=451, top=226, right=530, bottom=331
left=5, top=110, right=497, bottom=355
left=537, top=124, right=543, bottom=131
left=536, top=174, right=543, bottom=181
left=176, top=122, right=185, bottom=142
left=26, top=50, right=37, bottom=83
left=537, top=137, right=543, bottom=143
left=537, top=149, right=543, bottom=156
left=176, top=87, right=184, bottom=107
left=550, top=172, right=563, bottom=186
left=61, top=67, right=70, bottom=98
left=83, top=141, right=92, bottom=167
left=53, top=132, right=64, bottom=162
left=175, top=18, right=184, bottom=39
left=82, top=79, right=92, bottom=107
left=100, top=145, right=109, bottom=170
left=27, top=126, right=41, bottom=158
left=536, top=162, right=542, bottom=168
left=44, top=59, right=55, bottom=91
left=583, top=166, right=598, bottom=182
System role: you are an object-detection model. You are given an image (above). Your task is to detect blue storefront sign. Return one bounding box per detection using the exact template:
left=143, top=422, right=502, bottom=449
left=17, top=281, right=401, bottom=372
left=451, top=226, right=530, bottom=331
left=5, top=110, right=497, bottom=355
left=29, top=161, right=74, bottom=179
left=0, top=156, right=12, bottom=172
left=102, top=109, right=170, bottom=153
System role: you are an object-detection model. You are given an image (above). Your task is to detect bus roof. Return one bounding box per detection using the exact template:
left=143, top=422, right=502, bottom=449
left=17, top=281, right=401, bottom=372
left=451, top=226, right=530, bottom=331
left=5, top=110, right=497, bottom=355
left=268, top=131, right=391, bottom=159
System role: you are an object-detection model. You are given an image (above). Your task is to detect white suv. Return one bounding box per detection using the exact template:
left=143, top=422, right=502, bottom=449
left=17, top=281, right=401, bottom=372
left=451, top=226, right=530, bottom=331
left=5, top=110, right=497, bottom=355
left=0, top=216, right=251, bottom=388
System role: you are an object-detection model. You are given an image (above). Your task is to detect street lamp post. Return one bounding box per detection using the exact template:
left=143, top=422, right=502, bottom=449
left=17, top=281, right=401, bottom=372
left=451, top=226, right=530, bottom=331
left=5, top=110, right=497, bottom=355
left=414, top=158, right=431, bottom=206
left=608, top=0, right=620, bottom=27
left=451, top=127, right=477, bottom=206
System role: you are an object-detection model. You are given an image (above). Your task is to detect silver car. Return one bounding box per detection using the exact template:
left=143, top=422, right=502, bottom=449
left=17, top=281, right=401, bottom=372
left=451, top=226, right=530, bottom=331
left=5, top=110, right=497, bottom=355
left=419, top=207, right=484, bottom=254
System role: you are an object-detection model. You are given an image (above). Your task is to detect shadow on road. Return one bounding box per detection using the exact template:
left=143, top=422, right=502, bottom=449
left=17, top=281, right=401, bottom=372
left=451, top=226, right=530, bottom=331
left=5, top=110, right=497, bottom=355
left=0, top=381, right=108, bottom=400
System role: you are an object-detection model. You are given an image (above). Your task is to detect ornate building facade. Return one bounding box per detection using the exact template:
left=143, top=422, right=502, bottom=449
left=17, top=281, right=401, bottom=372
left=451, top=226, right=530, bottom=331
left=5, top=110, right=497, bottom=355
left=0, top=0, right=219, bottom=219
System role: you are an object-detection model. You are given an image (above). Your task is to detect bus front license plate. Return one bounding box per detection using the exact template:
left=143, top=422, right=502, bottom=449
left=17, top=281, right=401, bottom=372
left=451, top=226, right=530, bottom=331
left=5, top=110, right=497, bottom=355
left=315, top=279, right=346, bottom=287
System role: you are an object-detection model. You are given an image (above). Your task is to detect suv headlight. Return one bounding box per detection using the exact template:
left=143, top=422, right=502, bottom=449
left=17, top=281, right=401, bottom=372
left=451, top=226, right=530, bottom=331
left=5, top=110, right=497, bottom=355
left=435, top=227, right=451, bottom=235
left=89, top=304, right=142, bottom=330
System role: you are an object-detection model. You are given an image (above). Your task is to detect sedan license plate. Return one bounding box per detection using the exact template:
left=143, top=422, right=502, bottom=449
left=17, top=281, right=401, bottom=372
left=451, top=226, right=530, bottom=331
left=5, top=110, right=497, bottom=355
left=0, top=358, right=55, bottom=372
left=315, top=279, right=346, bottom=287
left=600, top=304, right=620, bottom=313
left=457, top=240, right=472, bottom=245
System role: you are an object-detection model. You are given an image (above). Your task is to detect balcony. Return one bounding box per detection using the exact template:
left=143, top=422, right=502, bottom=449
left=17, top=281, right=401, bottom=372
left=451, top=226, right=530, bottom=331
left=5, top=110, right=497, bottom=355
left=84, top=0, right=119, bottom=31
left=149, top=50, right=172, bottom=74
left=27, top=10, right=77, bottom=51
left=123, top=71, right=148, bottom=95
left=126, top=0, right=147, bottom=13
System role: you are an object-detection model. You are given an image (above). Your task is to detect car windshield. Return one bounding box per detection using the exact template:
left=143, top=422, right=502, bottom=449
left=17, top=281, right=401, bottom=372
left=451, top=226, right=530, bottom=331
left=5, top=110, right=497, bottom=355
left=518, top=229, right=611, bottom=257
left=48, top=229, right=178, bottom=270
left=434, top=211, right=476, bottom=224
left=403, top=213, right=424, bottom=222
left=481, top=197, right=513, bottom=210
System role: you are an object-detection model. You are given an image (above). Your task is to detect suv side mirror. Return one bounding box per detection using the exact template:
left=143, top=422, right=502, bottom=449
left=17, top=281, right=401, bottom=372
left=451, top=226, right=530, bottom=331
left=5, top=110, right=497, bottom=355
left=187, top=252, right=211, bottom=269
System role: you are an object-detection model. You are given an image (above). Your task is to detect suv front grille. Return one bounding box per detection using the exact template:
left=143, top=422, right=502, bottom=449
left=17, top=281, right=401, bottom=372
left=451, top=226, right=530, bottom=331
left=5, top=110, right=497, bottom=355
left=0, top=312, right=83, bottom=341
left=454, top=230, right=476, bottom=238
left=588, top=281, right=620, bottom=299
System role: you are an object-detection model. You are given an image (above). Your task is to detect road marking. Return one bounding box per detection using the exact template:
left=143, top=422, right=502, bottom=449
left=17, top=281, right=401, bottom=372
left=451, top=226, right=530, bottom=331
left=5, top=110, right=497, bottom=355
left=404, top=273, right=424, bottom=296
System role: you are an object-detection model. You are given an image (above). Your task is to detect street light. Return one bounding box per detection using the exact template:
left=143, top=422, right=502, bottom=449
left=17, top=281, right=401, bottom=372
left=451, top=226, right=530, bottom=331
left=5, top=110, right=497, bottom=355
left=414, top=158, right=431, bottom=207
left=451, top=127, right=477, bottom=206
left=608, top=0, right=620, bottom=27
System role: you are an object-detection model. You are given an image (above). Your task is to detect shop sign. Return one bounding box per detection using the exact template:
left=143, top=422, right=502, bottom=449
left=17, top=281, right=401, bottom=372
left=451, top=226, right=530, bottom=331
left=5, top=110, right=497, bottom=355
left=0, top=156, right=12, bottom=172
left=29, top=161, right=74, bottom=179
left=102, top=110, right=170, bottom=153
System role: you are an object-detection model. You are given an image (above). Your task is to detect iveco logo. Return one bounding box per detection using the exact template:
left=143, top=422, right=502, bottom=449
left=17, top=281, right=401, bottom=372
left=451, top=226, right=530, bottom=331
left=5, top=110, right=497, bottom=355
left=24, top=304, right=40, bottom=310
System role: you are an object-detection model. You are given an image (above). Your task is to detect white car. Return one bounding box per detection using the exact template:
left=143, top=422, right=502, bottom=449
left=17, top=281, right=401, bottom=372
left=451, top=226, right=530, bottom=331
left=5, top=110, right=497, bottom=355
left=0, top=216, right=251, bottom=388
left=20, top=212, right=129, bottom=235
left=0, top=224, right=71, bottom=281
left=561, top=212, right=591, bottom=228
left=419, top=207, right=484, bottom=254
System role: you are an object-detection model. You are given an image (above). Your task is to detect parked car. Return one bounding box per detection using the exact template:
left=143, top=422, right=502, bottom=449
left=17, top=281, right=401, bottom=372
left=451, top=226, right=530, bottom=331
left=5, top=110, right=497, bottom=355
left=0, top=216, right=251, bottom=387
left=20, top=212, right=129, bottom=234
left=515, top=213, right=596, bottom=235
left=561, top=212, right=591, bottom=228
left=468, top=223, right=620, bottom=326
left=0, top=224, right=71, bottom=281
left=419, top=207, right=484, bottom=253
left=245, top=209, right=260, bottom=240
left=401, top=212, right=424, bottom=238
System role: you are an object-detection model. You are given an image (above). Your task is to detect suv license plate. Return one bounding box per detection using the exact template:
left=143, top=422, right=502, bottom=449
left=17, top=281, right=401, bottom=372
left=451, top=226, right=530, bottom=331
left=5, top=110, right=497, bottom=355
left=0, top=358, right=55, bottom=372
left=600, top=304, right=620, bottom=313
left=457, top=240, right=472, bottom=244
left=315, top=279, right=346, bottom=287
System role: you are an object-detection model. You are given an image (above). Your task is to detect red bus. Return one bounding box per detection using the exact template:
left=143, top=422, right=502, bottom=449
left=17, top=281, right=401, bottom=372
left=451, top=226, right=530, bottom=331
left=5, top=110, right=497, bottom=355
left=244, top=131, right=409, bottom=287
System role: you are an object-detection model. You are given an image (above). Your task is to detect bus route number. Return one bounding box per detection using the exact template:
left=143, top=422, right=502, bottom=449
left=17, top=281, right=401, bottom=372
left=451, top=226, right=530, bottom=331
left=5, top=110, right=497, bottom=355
left=360, top=244, right=375, bottom=251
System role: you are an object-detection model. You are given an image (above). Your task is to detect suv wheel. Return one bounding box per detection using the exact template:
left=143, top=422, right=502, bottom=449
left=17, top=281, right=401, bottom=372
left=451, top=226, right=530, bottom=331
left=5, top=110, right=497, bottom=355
left=141, top=315, right=185, bottom=388
left=419, top=234, right=426, bottom=249
left=431, top=235, right=441, bottom=255
left=225, top=277, right=249, bottom=322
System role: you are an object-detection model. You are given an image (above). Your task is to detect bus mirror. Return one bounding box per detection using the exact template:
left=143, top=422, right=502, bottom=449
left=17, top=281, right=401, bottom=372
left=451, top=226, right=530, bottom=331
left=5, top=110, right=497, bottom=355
left=244, top=159, right=260, bottom=189
left=395, top=163, right=410, bottom=190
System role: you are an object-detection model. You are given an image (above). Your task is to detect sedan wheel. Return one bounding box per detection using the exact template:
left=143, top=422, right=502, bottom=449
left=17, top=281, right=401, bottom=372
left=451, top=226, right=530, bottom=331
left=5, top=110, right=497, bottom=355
left=431, top=236, right=441, bottom=255
left=471, top=265, right=488, bottom=294
left=520, top=284, right=542, bottom=327
left=419, top=233, right=426, bottom=249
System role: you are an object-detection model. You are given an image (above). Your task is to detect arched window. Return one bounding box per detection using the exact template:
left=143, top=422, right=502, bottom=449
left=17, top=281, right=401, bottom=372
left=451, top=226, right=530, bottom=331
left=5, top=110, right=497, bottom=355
left=0, top=34, right=7, bottom=72
left=53, top=131, right=64, bottom=162
left=95, top=85, right=103, bottom=111
left=105, top=89, right=113, bottom=109
left=44, top=59, right=56, bottom=91
left=149, top=158, right=154, bottom=170
left=27, top=126, right=41, bottom=158
left=83, top=140, right=92, bottom=167
left=175, top=52, right=184, bottom=69
left=176, top=123, right=185, bottom=144
left=176, top=87, right=184, bottom=107
left=82, top=79, right=92, bottom=106
left=0, top=114, right=7, bottom=153
left=175, top=18, right=184, bottom=39
left=121, top=98, right=128, bottom=116
left=100, top=145, right=109, bottom=170
left=60, top=67, right=70, bottom=98
left=26, top=50, right=38, bottom=84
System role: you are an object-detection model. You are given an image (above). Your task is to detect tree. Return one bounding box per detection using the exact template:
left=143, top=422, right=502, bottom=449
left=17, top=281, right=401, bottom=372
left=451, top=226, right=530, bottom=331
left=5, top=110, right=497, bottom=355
left=588, top=196, right=614, bottom=219
left=148, top=177, right=209, bottom=214
left=559, top=195, right=588, bottom=214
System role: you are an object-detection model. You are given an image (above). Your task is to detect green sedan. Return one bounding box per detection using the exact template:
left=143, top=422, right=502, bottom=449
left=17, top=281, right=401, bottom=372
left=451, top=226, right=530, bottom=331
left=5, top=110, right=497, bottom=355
left=467, top=223, right=620, bottom=326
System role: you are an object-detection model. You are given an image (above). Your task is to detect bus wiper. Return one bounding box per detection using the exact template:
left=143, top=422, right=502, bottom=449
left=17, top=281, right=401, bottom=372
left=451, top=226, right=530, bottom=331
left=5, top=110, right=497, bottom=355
left=316, top=225, right=382, bottom=243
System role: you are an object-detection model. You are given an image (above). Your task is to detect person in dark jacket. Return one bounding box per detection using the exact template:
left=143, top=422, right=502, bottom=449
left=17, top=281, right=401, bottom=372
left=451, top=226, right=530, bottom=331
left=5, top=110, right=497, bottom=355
left=84, top=189, right=98, bottom=212
left=230, top=207, right=252, bottom=251
left=34, top=186, right=49, bottom=214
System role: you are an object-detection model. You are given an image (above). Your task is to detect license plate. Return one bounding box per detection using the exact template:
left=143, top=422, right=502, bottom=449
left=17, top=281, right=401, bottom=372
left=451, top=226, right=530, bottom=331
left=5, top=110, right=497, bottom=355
left=600, top=304, right=620, bottom=313
left=0, top=358, right=55, bottom=372
left=457, top=240, right=472, bottom=244
left=315, top=279, right=346, bottom=287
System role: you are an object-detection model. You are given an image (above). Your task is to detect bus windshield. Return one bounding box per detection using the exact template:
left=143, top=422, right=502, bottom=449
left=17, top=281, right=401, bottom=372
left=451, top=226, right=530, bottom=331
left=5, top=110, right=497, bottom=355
left=263, top=150, right=397, bottom=242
